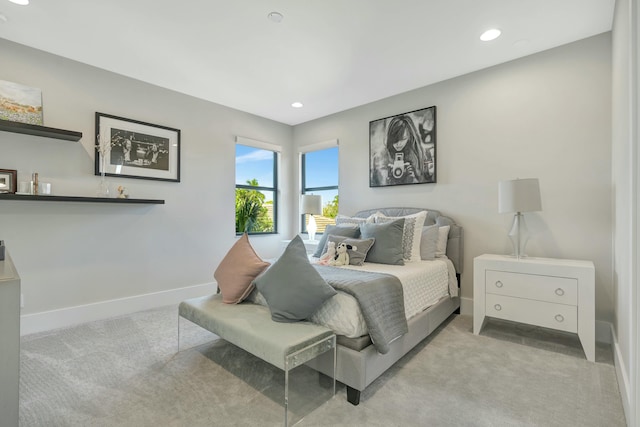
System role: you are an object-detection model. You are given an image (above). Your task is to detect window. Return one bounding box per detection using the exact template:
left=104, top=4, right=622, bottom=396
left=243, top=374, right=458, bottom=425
left=301, top=146, right=338, bottom=234
left=235, top=143, right=278, bottom=234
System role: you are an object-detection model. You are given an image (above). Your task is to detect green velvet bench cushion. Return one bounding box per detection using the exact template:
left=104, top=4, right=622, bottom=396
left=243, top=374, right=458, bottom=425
left=178, top=294, right=335, bottom=371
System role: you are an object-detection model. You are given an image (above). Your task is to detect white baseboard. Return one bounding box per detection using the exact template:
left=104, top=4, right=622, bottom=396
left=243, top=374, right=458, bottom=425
left=462, top=296, right=613, bottom=343
left=460, top=296, right=473, bottom=316
left=612, top=327, right=632, bottom=427
left=20, top=282, right=216, bottom=336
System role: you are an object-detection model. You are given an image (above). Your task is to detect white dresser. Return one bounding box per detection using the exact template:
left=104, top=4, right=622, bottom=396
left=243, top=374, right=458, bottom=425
left=473, top=254, right=595, bottom=362
left=0, top=253, right=20, bottom=425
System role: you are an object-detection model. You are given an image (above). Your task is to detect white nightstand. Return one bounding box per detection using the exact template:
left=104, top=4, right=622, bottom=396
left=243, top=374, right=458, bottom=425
left=281, top=239, right=320, bottom=255
left=473, top=254, right=595, bottom=362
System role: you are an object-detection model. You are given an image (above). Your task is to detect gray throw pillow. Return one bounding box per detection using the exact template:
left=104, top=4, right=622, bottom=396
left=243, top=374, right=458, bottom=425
left=313, top=224, right=360, bottom=257
left=420, top=225, right=439, bottom=260
left=359, top=219, right=405, bottom=265
left=254, top=235, right=337, bottom=322
left=326, top=235, right=376, bottom=266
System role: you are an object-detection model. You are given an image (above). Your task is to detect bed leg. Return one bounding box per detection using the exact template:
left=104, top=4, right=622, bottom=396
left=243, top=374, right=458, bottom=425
left=346, top=386, right=361, bottom=406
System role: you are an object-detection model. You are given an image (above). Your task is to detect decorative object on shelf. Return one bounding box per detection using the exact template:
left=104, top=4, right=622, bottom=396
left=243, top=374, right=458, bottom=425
left=301, top=194, right=322, bottom=241
left=0, top=79, right=43, bottom=125
left=369, top=105, right=436, bottom=187
left=95, top=133, right=111, bottom=197
left=38, top=182, right=51, bottom=195
left=95, top=112, right=180, bottom=182
left=31, top=172, right=39, bottom=195
left=0, top=169, right=17, bottom=194
left=498, top=178, right=542, bottom=259
left=17, top=181, right=31, bottom=194
left=117, top=185, right=128, bottom=199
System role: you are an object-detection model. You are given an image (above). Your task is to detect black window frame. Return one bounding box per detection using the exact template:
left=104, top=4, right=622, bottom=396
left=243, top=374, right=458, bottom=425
left=235, top=145, right=278, bottom=236
left=301, top=149, right=338, bottom=234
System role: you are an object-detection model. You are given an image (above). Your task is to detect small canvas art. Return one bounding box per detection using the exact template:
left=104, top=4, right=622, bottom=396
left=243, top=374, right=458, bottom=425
left=0, top=80, right=44, bottom=125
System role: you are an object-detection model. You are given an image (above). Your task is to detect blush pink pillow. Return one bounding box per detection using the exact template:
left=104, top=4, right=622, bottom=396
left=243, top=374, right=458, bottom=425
left=214, top=233, right=270, bottom=304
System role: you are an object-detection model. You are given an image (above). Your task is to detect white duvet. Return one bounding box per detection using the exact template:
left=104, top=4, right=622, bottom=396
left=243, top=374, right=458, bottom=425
left=308, top=257, right=458, bottom=338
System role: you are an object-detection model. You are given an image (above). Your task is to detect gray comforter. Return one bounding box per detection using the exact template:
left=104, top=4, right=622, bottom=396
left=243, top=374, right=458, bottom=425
left=313, top=265, right=408, bottom=354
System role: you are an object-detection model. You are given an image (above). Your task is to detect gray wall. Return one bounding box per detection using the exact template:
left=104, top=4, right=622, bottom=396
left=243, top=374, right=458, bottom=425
left=0, top=34, right=614, bottom=335
left=0, top=38, right=293, bottom=327
left=611, top=0, right=638, bottom=423
left=294, top=34, right=613, bottom=322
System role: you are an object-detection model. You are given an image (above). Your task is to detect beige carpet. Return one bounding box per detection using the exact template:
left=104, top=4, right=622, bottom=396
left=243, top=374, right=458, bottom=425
left=19, top=305, right=626, bottom=426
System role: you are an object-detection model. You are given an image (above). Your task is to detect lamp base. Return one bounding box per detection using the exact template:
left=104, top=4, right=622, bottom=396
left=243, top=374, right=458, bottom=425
left=308, top=215, right=317, bottom=242
left=508, top=212, right=530, bottom=260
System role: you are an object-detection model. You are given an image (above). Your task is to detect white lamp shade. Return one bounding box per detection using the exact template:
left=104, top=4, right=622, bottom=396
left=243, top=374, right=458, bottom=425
left=301, top=194, right=322, bottom=215
left=498, top=178, right=542, bottom=213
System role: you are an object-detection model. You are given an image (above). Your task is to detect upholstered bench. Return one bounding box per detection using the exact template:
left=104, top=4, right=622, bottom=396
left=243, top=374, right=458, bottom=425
left=178, top=294, right=336, bottom=426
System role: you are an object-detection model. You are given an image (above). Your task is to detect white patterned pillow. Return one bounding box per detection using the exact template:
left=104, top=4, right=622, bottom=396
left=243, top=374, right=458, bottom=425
left=335, top=214, right=376, bottom=227
left=435, top=225, right=450, bottom=258
left=374, top=211, right=427, bottom=262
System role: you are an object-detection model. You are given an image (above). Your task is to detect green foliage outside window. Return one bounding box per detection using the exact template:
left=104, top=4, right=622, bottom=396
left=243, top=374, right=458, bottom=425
left=323, top=195, right=339, bottom=218
left=235, top=179, right=274, bottom=233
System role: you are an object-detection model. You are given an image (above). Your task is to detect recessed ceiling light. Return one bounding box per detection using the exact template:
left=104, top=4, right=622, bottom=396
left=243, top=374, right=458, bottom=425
left=480, top=28, right=501, bottom=42
left=291, top=102, right=303, bottom=108
left=9, top=0, right=29, bottom=5
left=267, top=12, right=283, bottom=23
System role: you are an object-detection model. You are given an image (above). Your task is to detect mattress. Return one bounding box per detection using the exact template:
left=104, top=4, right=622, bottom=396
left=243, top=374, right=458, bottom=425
left=308, top=257, right=455, bottom=338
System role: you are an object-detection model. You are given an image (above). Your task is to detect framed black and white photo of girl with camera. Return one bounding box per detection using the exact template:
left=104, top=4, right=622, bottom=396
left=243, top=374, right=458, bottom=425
left=369, top=106, right=436, bottom=187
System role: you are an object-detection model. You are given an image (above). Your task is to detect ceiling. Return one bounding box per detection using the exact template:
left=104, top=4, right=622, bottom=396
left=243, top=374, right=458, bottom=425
left=0, top=0, right=615, bottom=126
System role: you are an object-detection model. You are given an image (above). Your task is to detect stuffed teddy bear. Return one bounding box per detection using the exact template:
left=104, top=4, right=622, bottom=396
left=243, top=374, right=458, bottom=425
left=318, top=241, right=336, bottom=265
left=329, top=242, right=357, bottom=266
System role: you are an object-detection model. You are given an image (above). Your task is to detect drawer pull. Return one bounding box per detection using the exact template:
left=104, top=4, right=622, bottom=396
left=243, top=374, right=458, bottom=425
left=494, top=281, right=503, bottom=288
left=555, top=314, right=564, bottom=322
left=555, top=288, right=565, bottom=296
left=494, top=304, right=502, bottom=311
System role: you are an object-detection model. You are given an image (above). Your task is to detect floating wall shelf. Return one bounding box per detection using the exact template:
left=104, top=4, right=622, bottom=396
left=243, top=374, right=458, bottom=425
left=0, top=194, right=164, bottom=204
left=0, top=120, right=83, bottom=142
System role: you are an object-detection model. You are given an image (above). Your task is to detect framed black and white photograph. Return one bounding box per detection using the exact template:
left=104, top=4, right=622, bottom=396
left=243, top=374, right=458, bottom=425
left=95, top=112, right=180, bottom=182
left=369, top=106, right=436, bottom=187
left=0, top=169, right=17, bottom=194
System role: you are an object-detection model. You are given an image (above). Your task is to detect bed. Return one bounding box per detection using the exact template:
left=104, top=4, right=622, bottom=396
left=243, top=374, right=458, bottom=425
left=253, top=207, right=463, bottom=405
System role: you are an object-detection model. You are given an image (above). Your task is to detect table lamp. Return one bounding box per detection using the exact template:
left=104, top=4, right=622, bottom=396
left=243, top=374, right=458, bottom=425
left=301, top=194, right=322, bottom=241
left=498, top=178, right=542, bottom=259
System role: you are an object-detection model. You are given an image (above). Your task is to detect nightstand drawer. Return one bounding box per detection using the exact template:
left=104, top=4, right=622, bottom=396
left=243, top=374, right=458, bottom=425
left=485, top=293, right=578, bottom=333
left=486, top=270, right=577, bottom=305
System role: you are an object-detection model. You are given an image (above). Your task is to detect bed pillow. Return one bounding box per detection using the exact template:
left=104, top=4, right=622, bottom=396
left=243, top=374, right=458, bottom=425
left=326, top=235, right=376, bottom=266
left=420, top=225, right=440, bottom=260
left=374, top=210, right=427, bottom=263
left=214, top=233, right=271, bottom=304
left=254, top=235, right=337, bottom=322
left=359, top=219, right=405, bottom=265
left=335, top=214, right=376, bottom=227
left=313, top=224, right=360, bottom=258
left=435, top=225, right=451, bottom=258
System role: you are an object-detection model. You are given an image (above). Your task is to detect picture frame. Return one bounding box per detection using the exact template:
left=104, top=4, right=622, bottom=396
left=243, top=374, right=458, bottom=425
left=0, top=169, right=17, bottom=194
left=369, top=106, right=436, bottom=187
left=95, top=112, right=180, bottom=182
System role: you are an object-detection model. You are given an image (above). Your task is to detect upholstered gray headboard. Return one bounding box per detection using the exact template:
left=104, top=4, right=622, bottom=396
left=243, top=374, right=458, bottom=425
left=353, top=207, right=463, bottom=275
